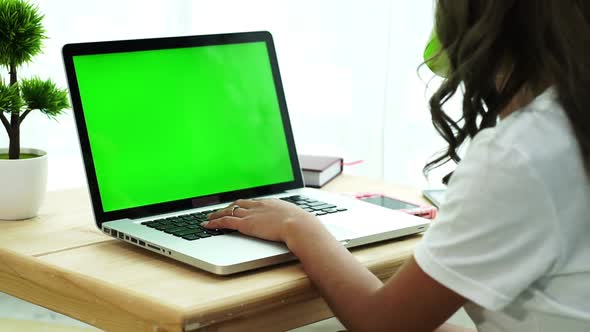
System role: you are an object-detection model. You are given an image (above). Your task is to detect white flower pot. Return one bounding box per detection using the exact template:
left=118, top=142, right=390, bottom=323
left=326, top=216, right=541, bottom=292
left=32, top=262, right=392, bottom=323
left=0, top=148, right=48, bottom=220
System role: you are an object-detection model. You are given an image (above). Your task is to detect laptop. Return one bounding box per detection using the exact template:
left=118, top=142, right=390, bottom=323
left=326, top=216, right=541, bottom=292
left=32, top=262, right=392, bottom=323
left=62, top=31, right=429, bottom=275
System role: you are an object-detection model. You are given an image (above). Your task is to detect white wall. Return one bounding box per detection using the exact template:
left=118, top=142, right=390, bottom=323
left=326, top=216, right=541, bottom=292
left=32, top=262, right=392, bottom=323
left=383, top=1, right=452, bottom=187
left=0, top=1, right=452, bottom=191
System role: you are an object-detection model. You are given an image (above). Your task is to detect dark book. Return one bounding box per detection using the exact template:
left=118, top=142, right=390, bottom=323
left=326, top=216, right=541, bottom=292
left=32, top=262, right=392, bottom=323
left=298, top=154, right=343, bottom=188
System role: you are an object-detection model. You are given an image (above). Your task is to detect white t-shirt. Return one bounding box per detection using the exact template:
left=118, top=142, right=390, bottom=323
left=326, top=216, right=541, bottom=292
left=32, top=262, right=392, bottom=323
left=414, top=87, right=590, bottom=332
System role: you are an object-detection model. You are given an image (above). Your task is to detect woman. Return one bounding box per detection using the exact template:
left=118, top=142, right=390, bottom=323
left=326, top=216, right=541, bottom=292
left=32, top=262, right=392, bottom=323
left=204, top=1, right=590, bottom=331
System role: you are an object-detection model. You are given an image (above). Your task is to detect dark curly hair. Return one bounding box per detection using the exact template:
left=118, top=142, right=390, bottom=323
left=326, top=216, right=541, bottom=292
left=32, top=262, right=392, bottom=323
left=424, top=0, right=590, bottom=183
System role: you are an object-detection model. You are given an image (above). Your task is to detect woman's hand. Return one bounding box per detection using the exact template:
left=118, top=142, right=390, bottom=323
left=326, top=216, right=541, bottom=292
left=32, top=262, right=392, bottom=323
left=203, top=198, right=320, bottom=242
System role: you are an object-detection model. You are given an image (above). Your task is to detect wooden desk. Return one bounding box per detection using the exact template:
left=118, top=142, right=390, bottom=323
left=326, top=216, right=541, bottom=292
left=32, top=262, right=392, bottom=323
left=0, top=175, right=428, bottom=331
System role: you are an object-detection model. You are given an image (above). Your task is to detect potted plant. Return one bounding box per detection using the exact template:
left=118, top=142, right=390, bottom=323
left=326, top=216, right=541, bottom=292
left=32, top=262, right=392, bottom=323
left=0, top=0, right=69, bottom=220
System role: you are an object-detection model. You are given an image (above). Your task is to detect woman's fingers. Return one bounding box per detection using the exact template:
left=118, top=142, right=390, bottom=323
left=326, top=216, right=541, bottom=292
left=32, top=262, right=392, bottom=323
left=207, top=199, right=260, bottom=220
left=203, top=215, right=257, bottom=237
left=202, top=216, right=242, bottom=230
left=233, top=199, right=261, bottom=208
left=202, top=198, right=315, bottom=242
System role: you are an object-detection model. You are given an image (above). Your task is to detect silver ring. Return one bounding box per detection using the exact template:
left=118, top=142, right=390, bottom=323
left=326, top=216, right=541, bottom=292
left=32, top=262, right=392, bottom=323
left=231, top=205, right=240, bottom=217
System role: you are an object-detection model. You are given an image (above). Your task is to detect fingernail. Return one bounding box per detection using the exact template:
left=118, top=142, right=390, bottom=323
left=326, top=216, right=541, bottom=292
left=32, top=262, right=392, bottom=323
left=201, top=221, right=209, bottom=227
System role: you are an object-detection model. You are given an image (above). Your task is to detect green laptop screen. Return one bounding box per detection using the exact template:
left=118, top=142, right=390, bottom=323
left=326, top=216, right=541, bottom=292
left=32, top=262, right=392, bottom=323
left=73, top=42, right=294, bottom=212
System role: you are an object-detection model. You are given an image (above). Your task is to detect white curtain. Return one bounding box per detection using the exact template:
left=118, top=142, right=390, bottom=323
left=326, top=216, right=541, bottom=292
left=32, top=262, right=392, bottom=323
left=3, top=0, right=453, bottom=191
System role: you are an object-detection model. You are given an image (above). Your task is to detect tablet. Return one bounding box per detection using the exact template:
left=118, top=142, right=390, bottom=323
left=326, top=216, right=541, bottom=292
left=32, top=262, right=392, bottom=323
left=422, top=189, right=446, bottom=208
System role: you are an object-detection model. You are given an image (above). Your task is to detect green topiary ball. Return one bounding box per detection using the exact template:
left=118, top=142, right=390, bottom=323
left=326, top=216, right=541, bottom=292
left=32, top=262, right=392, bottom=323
left=0, top=0, right=46, bottom=68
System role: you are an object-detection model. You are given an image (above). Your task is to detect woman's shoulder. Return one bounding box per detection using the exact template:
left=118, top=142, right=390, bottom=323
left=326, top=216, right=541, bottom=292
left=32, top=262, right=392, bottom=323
left=468, top=87, right=582, bottom=182
left=493, top=87, right=574, bottom=161
left=462, top=87, right=590, bottom=269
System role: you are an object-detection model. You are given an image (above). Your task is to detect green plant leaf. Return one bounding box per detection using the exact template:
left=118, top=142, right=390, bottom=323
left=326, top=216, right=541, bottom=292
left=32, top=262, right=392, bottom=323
left=20, top=77, right=70, bottom=117
left=0, top=79, right=24, bottom=113
left=0, top=0, right=46, bottom=67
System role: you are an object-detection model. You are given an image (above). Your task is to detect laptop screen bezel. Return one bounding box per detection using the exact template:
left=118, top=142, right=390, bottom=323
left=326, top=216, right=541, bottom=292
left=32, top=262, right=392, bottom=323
left=62, top=31, right=304, bottom=227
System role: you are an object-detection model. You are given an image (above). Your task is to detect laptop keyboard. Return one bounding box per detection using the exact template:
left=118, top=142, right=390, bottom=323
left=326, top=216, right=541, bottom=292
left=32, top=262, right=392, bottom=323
left=141, top=195, right=347, bottom=241
left=280, top=195, right=347, bottom=215
left=141, top=210, right=229, bottom=241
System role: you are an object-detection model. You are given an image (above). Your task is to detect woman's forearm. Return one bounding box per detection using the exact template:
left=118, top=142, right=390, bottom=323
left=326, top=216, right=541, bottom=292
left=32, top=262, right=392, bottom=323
left=206, top=200, right=466, bottom=331
left=284, top=217, right=383, bottom=330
